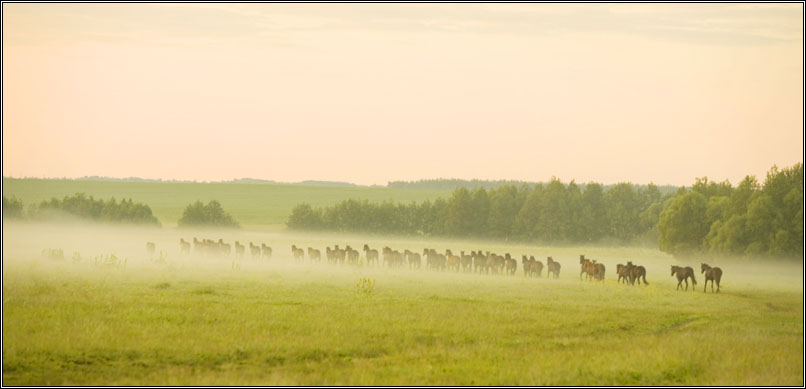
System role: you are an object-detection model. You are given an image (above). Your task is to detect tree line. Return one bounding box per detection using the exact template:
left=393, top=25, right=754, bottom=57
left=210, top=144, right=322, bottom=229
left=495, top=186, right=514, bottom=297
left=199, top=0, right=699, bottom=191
left=288, top=179, right=667, bottom=244
left=3, top=193, right=161, bottom=225
left=289, top=163, right=803, bottom=259
left=658, top=163, right=802, bottom=259
left=387, top=178, right=679, bottom=194
left=2, top=194, right=241, bottom=228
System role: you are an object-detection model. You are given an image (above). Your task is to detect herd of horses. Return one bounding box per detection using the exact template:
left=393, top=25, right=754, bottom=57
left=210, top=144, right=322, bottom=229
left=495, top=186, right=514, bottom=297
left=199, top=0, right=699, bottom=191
left=144, top=239, right=724, bottom=293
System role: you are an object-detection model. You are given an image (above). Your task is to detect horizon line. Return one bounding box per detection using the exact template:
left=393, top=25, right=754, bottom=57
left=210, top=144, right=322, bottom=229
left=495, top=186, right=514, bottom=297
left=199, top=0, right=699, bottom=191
left=1, top=174, right=688, bottom=189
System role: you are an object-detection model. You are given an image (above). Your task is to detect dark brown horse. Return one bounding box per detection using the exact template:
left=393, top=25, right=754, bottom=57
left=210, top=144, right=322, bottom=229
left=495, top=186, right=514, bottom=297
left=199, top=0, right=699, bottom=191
left=531, top=256, right=544, bottom=278
left=671, top=265, right=697, bottom=291
left=592, top=261, right=605, bottom=282
left=617, top=264, right=631, bottom=284
left=627, top=261, right=648, bottom=285
left=579, top=255, right=588, bottom=280
left=701, top=263, right=722, bottom=293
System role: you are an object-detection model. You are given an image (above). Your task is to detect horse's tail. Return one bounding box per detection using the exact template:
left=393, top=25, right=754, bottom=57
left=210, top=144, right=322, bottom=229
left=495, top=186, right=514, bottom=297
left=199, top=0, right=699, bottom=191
left=642, top=273, right=649, bottom=285
left=691, top=273, right=697, bottom=285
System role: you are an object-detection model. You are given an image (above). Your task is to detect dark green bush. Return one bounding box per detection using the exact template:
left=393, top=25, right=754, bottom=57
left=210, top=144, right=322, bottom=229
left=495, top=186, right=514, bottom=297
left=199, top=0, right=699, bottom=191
left=37, top=193, right=159, bottom=225
left=177, top=200, right=239, bottom=228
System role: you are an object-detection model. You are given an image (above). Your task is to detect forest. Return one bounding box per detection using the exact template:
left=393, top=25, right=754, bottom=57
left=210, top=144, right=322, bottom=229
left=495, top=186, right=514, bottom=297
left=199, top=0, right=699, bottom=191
left=289, top=164, right=803, bottom=259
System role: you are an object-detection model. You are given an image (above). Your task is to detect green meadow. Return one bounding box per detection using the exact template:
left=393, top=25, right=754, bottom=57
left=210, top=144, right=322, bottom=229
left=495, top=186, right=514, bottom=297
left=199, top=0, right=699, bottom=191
left=1, top=178, right=451, bottom=230
left=2, top=222, right=802, bottom=386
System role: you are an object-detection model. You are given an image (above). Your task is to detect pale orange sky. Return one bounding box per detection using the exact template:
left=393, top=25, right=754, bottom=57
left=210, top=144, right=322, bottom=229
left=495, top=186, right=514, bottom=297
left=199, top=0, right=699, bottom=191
left=3, top=3, right=803, bottom=186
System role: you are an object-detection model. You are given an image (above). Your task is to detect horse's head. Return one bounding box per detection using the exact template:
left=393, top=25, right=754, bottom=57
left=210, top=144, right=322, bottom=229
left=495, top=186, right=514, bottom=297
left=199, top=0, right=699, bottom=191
left=671, top=265, right=679, bottom=276
left=701, top=263, right=709, bottom=273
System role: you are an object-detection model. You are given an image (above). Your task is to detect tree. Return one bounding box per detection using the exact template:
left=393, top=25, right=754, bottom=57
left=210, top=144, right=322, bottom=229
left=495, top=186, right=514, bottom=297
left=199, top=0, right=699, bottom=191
left=514, top=184, right=543, bottom=240
left=2, top=196, right=24, bottom=219
left=35, top=193, right=159, bottom=225
left=606, top=183, right=642, bottom=243
left=178, top=200, right=239, bottom=228
left=287, top=203, right=323, bottom=230
left=534, top=178, right=569, bottom=242
left=579, top=182, right=608, bottom=242
left=487, top=185, right=521, bottom=239
left=444, top=187, right=474, bottom=236
left=565, top=181, right=585, bottom=242
left=468, top=188, right=491, bottom=236
left=657, top=190, right=709, bottom=256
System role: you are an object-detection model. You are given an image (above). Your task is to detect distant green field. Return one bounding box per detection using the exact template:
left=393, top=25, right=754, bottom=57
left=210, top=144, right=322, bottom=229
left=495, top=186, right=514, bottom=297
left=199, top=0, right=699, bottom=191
left=2, top=223, right=803, bottom=386
left=2, top=178, right=451, bottom=229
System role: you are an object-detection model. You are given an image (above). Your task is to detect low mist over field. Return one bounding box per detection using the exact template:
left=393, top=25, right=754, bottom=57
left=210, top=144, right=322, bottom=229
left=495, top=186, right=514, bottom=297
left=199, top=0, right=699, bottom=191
left=3, top=221, right=803, bottom=385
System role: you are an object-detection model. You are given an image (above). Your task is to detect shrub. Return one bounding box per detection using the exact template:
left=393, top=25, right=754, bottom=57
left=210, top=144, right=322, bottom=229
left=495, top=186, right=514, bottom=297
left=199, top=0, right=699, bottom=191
left=3, top=196, right=24, bottom=219
left=36, top=193, right=160, bottom=225
left=177, top=200, right=240, bottom=228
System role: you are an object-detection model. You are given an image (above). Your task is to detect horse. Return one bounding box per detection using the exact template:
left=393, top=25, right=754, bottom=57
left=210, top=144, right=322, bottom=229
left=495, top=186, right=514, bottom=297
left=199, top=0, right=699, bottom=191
left=146, top=242, right=156, bottom=257
left=234, top=241, right=245, bottom=259
left=291, top=245, right=305, bottom=261
left=261, top=243, right=272, bottom=259
left=504, top=254, right=517, bottom=275
left=522, top=255, right=531, bottom=277
left=627, top=261, right=648, bottom=285
left=460, top=251, right=473, bottom=272
left=701, top=263, right=723, bottom=293
left=588, top=260, right=605, bottom=281
left=308, top=247, right=321, bottom=263
left=617, top=264, right=632, bottom=284
left=445, top=249, right=461, bottom=272
left=333, top=245, right=346, bottom=265
left=405, top=250, right=421, bottom=269
left=671, top=265, right=697, bottom=291
left=219, top=239, right=231, bottom=256
left=179, top=239, right=191, bottom=255
left=363, top=244, right=379, bottom=266
left=531, top=256, right=544, bottom=278
left=345, top=246, right=359, bottom=265
left=249, top=242, right=261, bottom=259
left=579, top=255, right=589, bottom=280
left=546, top=257, right=561, bottom=279
left=473, top=251, right=488, bottom=274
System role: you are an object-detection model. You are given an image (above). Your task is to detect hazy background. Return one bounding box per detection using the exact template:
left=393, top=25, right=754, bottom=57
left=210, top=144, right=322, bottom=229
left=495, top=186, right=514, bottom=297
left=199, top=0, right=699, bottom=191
left=3, top=3, right=803, bottom=186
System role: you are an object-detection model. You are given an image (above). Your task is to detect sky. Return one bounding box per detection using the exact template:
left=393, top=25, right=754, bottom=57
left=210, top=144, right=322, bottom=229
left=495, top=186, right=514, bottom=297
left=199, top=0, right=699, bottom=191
left=3, top=3, right=803, bottom=186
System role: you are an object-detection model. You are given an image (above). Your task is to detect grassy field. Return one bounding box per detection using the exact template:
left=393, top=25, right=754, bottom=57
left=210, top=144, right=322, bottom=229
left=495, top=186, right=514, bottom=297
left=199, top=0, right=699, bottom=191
left=1, top=178, right=451, bottom=229
left=2, top=222, right=802, bottom=386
